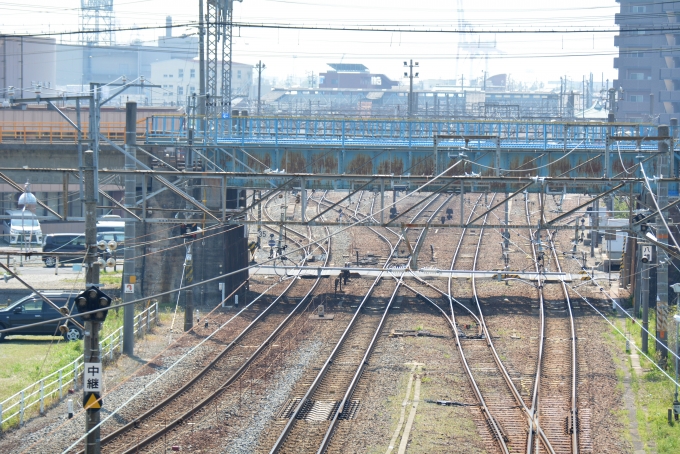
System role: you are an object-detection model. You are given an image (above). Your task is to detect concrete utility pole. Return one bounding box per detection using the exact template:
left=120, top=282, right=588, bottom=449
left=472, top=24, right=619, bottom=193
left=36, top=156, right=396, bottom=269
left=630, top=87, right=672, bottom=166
left=123, top=102, right=136, bottom=355
left=198, top=0, right=206, bottom=131
left=657, top=124, right=670, bottom=363
left=403, top=60, right=419, bottom=118
left=256, top=60, right=266, bottom=115
left=83, top=150, right=101, bottom=454
left=183, top=242, right=194, bottom=332
left=642, top=250, right=650, bottom=354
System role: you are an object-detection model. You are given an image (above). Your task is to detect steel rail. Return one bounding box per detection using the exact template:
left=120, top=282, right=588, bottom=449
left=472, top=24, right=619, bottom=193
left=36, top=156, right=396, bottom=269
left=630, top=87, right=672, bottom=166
left=90, top=277, right=294, bottom=453
left=523, top=194, right=557, bottom=454
left=315, top=190, right=452, bottom=453
left=113, top=207, right=332, bottom=453
left=546, top=209, right=580, bottom=454
left=452, top=193, right=555, bottom=453
left=398, top=193, right=511, bottom=453
left=267, top=207, right=401, bottom=453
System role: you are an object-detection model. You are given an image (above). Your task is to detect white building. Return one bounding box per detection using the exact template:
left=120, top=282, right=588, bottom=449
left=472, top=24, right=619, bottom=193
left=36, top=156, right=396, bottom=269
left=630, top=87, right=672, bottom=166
left=150, top=58, right=253, bottom=106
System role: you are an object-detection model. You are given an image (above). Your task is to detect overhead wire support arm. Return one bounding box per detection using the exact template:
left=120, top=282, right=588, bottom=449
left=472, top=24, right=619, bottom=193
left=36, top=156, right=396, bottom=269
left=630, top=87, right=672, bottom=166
left=391, top=180, right=455, bottom=224
left=231, top=177, right=299, bottom=219
left=98, top=189, right=142, bottom=221
left=98, top=135, right=219, bottom=221
left=633, top=197, right=680, bottom=225
left=0, top=171, right=63, bottom=220
left=467, top=181, right=534, bottom=226
left=46, top=101, right=83, bottom=134
left=306, top=179, right=377, bottom=224
left=547, top=182, right=626, bottom=226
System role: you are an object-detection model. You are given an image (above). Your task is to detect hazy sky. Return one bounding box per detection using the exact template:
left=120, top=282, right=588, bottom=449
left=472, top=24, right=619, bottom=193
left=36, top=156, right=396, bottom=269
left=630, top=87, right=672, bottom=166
left=1, top=0, right=620, bottom=86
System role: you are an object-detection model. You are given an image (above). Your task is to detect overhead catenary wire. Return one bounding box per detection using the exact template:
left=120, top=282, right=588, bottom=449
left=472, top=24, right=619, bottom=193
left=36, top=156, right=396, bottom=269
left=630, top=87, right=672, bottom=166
left=1, top=158, right=467, bottom=336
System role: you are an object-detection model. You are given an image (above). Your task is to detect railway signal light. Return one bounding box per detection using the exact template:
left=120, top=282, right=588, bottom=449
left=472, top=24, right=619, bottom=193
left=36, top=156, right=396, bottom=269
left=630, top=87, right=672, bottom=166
left=74, top=286, right=112, bottom=321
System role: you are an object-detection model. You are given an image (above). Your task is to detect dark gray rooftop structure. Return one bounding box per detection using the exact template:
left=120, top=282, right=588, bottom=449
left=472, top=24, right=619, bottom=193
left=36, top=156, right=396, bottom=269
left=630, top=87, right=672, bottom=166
left=614, top=0, right=680, bottom=124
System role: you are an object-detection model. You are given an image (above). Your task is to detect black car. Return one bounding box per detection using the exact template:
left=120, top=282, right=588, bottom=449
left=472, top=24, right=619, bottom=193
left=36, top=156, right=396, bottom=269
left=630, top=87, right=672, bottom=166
left=0, top=292, right=84, bottom=341
left=42, top=233, right=86, bottom=267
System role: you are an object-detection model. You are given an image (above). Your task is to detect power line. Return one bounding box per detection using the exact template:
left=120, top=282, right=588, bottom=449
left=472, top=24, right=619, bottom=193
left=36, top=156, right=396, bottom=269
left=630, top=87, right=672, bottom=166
left=6, top=20, right=680, bottom=40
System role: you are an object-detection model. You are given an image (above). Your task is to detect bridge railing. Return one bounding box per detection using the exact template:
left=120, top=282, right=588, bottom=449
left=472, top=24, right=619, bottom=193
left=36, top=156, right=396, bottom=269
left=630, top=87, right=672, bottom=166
left=0, top=121, right=146, bottom=144
left=144, top=115, right=660, bottom=149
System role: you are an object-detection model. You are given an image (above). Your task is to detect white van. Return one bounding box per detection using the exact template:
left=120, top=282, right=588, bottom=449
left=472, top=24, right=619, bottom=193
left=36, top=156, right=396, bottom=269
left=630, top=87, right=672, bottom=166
left=2, top=210, right=43, bottom=245
left=96, top=214, right=125, bottom=234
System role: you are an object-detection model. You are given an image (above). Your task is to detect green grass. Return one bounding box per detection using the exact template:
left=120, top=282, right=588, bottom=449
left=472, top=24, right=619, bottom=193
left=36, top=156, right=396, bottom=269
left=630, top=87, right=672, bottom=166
left=613, top=309, right=680, bottom=453
left=98, top=270, right=123, bottom=286
left=0, top=338, right=83, bottom=401
left=0, top=301, right=166, bottom=404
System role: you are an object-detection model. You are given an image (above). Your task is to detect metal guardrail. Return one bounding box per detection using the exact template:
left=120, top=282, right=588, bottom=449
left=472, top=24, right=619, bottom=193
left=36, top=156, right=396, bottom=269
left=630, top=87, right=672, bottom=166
left=0, top=121, right=146, bottom=144
left=0, top=302, right=159, bottom=429
left=143, top=115, right=662, bottom=149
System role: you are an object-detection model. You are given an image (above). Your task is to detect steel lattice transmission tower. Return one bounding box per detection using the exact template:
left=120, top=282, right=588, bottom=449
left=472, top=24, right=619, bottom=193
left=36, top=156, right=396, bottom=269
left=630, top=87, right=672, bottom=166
left=205, top=0, right=241, bottom=139
left=79, top=0, right=115, bottom=46
left=455, top=0, right=498, bottom=84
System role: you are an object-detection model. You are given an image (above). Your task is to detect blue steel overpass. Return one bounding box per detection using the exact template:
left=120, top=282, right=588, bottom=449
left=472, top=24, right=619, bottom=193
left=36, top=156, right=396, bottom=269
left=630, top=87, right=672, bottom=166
left=144, top=116, right=674, bottom=185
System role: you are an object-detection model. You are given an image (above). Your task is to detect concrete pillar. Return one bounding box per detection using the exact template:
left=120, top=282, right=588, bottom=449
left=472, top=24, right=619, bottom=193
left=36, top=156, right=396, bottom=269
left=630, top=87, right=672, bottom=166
left=657, top=125, right=670, bottom=362
left=642, top=256, right=650, bottom=354
left=123, top=102, right=137, bottom=355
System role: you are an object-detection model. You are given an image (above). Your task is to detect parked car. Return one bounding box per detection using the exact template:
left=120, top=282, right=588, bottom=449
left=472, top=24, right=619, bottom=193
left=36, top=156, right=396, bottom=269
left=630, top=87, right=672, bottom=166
left=2, top=209, right=43, bottom=245
left=0, top=292, right=83, bottom=341
left=42, top=233, right=86, bottom=267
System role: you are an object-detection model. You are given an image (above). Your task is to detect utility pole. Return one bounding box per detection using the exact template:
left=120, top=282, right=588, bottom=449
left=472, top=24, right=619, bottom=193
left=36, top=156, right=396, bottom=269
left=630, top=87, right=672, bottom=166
left=183, top=241, right=194, bottom=332
left=608, top=87, right=617, bottom=123
left=403, top=60, right=419, bottom=118
left=123, top=102, right=136, bottom=355
left=198, top=0, right=206, bottom=134
left=642, top=253, right=650, bottom=354
left=657, top=124, right=670, bottom=363
left=256, top=60, right=266, bottom=115
left=83, top=149, right=101, bottom=454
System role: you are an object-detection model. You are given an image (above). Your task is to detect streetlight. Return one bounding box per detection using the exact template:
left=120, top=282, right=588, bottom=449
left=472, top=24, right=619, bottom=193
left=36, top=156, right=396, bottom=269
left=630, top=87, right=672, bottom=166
left=18, top=181, right=38, bottom=267
left=403, top=60, right=419, bottom=118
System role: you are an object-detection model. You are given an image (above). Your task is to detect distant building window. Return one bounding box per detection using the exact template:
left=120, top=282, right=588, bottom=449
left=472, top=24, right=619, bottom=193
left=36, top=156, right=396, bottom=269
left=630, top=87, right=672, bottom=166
left=632, top=6, right=646, bottom=13
left=237, top=70, right=242, bottom=79
left=629, top=95, right=644, bottom=102
left=190, top=69, right=196, bottom=78
left=169, top=85, right=173, bottom=88
left=371, top=76, right=382, bottom=86
left=632, top=52, right=645, bottom=58
left=163, top=74, right=168, bottom=78
left=178, top=87, right=184, bottom=96
left=179, top=69, right=184, bottom=78
left=629, top=72, right=645, bottom=80
left=169, top=74, right=174, bottom=78
left=189, top=86, right=195, bottom=94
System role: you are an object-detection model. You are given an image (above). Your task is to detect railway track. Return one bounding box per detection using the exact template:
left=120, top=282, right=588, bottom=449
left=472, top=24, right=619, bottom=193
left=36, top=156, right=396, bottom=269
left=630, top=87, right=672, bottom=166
left=524, top=191, right=580, bottom=454
left=82, top=193, right=332, bottom=453
left=265, top=190, right=445, bottom=453
left=542, top=197, right=581, bottom=454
